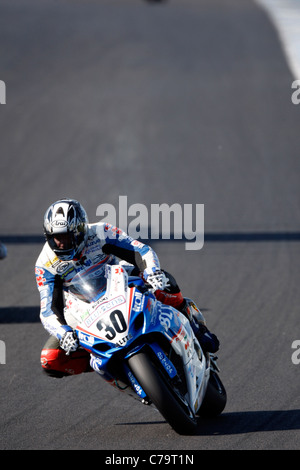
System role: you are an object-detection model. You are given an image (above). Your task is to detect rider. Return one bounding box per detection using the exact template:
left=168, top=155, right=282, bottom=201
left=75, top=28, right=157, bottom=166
left=35, top=198, right=219, bottom=378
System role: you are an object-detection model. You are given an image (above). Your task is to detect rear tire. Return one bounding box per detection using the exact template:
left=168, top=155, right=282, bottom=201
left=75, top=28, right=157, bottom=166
left=128, top=351, right=198, bottom=434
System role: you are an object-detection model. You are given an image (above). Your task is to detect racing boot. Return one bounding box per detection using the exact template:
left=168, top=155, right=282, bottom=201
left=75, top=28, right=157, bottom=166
left=180, top=298, right=220, bottom=353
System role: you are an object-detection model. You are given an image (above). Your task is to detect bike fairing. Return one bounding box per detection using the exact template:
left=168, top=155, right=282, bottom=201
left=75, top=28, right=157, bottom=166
left=64, top=263, right=215, bottom=428
left=35, top=222, right=160, bottom=341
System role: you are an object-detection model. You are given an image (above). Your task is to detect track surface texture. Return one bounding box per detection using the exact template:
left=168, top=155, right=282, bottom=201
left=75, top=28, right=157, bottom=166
left=0, top=0, right=299, bottom=451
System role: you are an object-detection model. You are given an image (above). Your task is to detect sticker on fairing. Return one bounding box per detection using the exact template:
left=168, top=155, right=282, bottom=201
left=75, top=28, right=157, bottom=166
left=151, top=343, right=177, bottom=378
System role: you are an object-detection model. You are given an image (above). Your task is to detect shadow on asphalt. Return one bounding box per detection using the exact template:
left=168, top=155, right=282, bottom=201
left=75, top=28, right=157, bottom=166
left=194, top=409, right=300, bottom=435
left=0, top=306, right=40, bottom=323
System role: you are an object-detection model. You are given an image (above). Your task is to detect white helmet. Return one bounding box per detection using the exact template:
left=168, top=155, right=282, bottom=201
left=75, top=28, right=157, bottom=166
left=43, top=198, right=89, bottom=261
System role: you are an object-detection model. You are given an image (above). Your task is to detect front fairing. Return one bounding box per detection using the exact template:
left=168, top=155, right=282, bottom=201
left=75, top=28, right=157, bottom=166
left=69, top=264, right=192, bottom=363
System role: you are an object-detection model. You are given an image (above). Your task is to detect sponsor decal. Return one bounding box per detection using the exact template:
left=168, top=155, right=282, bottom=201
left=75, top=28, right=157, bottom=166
left=132, top=291, right=144, bottom=312
left=51, top=219, right=68, bottom=228
left=56, top=262, right=70, bottom=274
left=78, top=330, right=94, bottom=346
left=84, top=295, right=126, bottom=327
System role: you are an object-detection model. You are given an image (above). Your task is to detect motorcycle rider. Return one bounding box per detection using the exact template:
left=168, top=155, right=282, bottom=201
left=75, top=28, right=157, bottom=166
left=35, top=198, right=219, bottom=378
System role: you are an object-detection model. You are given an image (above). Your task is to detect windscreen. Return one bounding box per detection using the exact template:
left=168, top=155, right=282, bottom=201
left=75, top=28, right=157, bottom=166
left=65, top=263, right=107, bottom=302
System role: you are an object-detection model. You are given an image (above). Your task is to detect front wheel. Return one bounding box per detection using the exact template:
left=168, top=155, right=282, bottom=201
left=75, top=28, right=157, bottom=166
left=198, top=371, right=227, bottom=417
left=128, top=352, right=198, bottom=434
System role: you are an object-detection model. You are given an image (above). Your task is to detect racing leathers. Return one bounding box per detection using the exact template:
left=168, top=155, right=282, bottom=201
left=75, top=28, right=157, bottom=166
left=35, top=222, right=219, bottom=378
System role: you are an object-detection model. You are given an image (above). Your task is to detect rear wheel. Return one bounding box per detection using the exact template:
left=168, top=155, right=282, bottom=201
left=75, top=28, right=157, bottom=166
left=128, top=351, right=198, bottom=434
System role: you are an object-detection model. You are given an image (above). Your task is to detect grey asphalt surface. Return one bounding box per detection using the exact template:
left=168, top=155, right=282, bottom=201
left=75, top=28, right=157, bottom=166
left=0, top=0, right=299, bottom=451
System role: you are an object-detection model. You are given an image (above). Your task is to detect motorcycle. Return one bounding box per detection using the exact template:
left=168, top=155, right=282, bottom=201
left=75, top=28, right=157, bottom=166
left=63, top=263, right=226, bottom=434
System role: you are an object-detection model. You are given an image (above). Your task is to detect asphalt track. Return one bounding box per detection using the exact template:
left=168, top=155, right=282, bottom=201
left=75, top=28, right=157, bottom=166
left=0, top=0, right=299, bottom=452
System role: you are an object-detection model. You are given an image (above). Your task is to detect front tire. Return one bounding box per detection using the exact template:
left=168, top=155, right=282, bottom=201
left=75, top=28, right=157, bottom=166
left=198, top=371, right=227, bottom=417
left=128, top=351, right=198, bottom=434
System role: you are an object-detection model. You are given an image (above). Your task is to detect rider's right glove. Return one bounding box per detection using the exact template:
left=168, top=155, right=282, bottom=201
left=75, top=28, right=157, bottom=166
left=143, top=268, right=170, bottom=292
left=60, top=330, right=79, bottom=355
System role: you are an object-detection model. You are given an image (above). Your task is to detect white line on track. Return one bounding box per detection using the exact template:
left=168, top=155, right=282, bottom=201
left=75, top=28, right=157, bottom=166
left=255, top=0, right=300, bottom=79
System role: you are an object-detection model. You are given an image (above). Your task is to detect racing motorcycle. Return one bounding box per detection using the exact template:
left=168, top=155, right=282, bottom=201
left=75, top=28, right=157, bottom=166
left=63, top=263, right=226, bottom=434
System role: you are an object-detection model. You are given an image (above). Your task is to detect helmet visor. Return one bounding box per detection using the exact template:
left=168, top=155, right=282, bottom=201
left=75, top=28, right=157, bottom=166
left=47, top=232, right=76, bottom=259
left=46, top=230, right=86, bottom=261
left=52, top=233, right=74, bottom=251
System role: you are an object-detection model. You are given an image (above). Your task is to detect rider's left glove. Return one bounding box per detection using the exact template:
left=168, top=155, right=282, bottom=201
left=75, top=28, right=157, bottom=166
left=60, top=330, right=79, bottom=355
left=143, top=269, right=170, bottom=292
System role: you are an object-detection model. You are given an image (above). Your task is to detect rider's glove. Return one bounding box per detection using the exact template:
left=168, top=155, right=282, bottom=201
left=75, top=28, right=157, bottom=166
left=143, top=268, right=170, bottom=292
left=60, top=330, right=79, bottom=355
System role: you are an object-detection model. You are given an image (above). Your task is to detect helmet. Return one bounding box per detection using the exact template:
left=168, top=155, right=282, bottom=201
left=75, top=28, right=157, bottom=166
left=43, top=198, right=89, bottom=261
